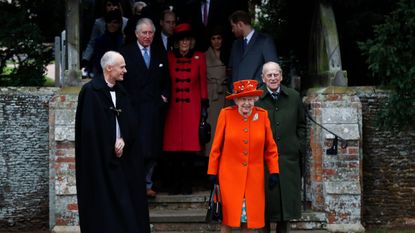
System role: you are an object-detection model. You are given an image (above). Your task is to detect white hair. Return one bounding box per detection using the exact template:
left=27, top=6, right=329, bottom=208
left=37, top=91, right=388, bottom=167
left=135, top=17, right=156, bottom=33
left=262, top=61, right=282, bottom=74
left=100, top=51, right=121, bottom=70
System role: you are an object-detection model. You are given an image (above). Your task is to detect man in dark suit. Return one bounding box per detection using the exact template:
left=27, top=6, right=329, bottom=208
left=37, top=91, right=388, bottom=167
left=153, top=9, right=176, bottom=52
left=176, top=0, right=246, bottom=52
left=119, top=18, right=169, bottom=198
left=228, top=10, right=278, bottom=85
left=256, top=62, right=306, bottom=233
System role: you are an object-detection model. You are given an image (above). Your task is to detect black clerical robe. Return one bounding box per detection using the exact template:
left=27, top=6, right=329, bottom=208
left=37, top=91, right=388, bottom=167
left=75, top=75, right=150, bottom=233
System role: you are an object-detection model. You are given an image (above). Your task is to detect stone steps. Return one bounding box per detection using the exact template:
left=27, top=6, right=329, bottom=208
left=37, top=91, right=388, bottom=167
left=148, top=191, right=327, bottom=232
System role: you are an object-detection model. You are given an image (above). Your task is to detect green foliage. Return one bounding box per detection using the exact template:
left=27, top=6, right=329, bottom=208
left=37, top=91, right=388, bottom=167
left=0, top=2, right=53, bottom=86
left=358, top=0, right=415, bottom=130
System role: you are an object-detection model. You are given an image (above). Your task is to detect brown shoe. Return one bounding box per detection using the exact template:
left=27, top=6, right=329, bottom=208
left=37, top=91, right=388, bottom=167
left=146, top=189, right=157, bottom=198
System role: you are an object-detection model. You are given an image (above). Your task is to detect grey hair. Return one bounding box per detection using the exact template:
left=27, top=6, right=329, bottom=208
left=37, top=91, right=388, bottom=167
left=262, top=61, right=282, bottom=74
left=135, top=18, right=156, bottom=33
left=100, top=51, right=121, bottom=70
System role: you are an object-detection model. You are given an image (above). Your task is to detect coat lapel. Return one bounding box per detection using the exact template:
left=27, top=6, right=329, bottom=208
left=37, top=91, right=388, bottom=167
left=242, top=30, right=258, bottom=58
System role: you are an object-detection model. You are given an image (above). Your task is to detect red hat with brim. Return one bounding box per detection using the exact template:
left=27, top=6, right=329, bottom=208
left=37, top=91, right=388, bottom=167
left=226, top=79, right=263, bottom=100
left=173, top=23, right=194, bottom=41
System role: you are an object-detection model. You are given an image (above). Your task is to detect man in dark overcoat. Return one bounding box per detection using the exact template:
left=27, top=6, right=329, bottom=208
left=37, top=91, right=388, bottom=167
left=119, top=18, right=169, bottom=198
left=256, top=62, right=306, bottom=233
left=75, top=51, right=150, bottom=233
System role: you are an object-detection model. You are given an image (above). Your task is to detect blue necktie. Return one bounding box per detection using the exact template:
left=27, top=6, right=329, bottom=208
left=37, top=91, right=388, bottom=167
left=243, top=38, right=248, bottom=52
left=143, top=47, right=150, bottom=68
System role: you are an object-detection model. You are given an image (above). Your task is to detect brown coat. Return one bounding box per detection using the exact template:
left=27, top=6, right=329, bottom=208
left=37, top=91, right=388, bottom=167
left=207, top=106, right=279, bottom=228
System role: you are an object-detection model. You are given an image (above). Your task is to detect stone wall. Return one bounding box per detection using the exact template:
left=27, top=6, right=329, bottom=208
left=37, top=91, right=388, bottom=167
left=1, top=87, right=414, bottom=231
left=48, top=88, right=79, bottom=228
left=0, top=87, right=58, bottom=231
left=304, top=87, right=364, bottom=232
left=356, top=88, right=415, bottom=229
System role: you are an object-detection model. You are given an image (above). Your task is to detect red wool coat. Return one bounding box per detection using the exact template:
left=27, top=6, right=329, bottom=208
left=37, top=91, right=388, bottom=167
left=163, top=50, right=208, bottom=151
left=207, top=106, right=279, bottom=228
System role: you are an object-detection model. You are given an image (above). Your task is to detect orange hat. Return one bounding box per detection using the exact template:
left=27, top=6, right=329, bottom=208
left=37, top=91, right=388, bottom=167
left=226, top=80, right=263, bottom=100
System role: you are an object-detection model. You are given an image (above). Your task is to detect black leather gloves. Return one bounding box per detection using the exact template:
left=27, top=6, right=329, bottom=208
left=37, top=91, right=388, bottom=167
left=208, top=175, right=218, bottom=185
left=268, top=173, right=280, bottom=190
left=201, top=99, right=209, bottom=109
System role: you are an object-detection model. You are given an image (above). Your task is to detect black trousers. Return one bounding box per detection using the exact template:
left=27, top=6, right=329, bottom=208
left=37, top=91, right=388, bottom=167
left=166, top=152, right=195, bottom=195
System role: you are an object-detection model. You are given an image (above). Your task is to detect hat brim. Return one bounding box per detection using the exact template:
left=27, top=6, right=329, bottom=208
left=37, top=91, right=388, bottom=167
left=173, top=31, right=194, bottom=41
left=226, top=90, right=263, bottom=100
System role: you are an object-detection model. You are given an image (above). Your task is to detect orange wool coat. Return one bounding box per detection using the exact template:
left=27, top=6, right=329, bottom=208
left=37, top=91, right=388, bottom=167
left=207, top=106, right=279, bottom=229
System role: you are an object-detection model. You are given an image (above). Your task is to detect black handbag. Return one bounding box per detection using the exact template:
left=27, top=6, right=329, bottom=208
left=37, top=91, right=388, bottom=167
left=205, top=184, right=222, bottom=223
left=199, top=106, right=211, bottom=144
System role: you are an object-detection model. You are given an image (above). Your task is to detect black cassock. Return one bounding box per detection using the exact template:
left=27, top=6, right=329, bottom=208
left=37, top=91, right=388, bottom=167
left=75, top=75, right=150, bottom=233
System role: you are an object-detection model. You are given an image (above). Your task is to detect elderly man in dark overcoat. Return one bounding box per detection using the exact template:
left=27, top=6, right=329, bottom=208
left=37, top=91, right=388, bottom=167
left=256, top=61, right=306, bottom=233
left=119, top=17, right=169, bottom=198
left=75, top=51, right=150, bottom=233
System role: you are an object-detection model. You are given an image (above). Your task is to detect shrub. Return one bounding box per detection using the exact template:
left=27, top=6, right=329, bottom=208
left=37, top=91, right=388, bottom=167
left=359, top=0, right=415, bottom=130
left=0, top=2, right=52, bottom=86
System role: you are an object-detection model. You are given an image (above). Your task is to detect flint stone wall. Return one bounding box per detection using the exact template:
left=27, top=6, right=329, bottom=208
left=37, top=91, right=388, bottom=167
left=0, top=87, right=58, bottom=231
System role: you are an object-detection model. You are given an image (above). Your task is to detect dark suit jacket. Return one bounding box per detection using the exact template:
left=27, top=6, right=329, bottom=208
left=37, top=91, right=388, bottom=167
left=119, top=42, right=170, bottom=159
left=228, top=30, right=278, bottom=84
left=177, top=0, right=244, bottom=51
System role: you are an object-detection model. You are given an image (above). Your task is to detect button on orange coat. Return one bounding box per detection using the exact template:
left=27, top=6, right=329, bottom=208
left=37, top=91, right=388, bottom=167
left=207, top=106, right=279, bottom=228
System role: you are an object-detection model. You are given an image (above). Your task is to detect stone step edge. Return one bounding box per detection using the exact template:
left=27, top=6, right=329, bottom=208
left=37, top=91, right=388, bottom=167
left=148, top=192, right=210, bottom=204
left=150, top=209, right=326, bottom=223
left=52, top=226, right=329, bottom=233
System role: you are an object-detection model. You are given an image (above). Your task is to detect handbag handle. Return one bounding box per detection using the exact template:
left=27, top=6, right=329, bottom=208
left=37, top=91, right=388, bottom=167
left=208, top=184, right=221, bottom=204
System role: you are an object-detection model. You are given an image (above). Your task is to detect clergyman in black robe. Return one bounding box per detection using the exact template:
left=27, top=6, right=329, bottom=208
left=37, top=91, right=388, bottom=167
left=75, top=51, right=150, bottom=233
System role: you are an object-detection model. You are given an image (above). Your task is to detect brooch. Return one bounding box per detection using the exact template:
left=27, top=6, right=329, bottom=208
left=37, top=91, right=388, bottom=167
left=195, top=55, right=199, bottom=59
left=252, top=113, right=258, bottom=121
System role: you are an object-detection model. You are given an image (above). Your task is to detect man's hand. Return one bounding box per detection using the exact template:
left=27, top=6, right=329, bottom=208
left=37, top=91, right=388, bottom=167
left=268, top=173, right=280, bottom=190
left=114, top=138, right=125, bottom=158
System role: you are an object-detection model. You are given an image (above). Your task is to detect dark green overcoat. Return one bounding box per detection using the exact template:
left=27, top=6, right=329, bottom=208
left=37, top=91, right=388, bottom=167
left=256, top=85, right=306, bottom=222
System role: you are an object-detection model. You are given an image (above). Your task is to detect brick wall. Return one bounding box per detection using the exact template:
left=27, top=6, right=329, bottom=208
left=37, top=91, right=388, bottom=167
left=304, top=87, right=364, bottom=232
left=0, top=87, right=58, bottom=231
left=357, top=88, right=415, bottom=229
left=49, top=88, right=79, bottom=228
left=1, top=87, right=414, bottom=231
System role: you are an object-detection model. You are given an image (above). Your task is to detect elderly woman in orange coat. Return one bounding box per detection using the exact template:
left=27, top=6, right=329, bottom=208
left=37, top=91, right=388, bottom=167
left=207, top=79, right=280, bottom=233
